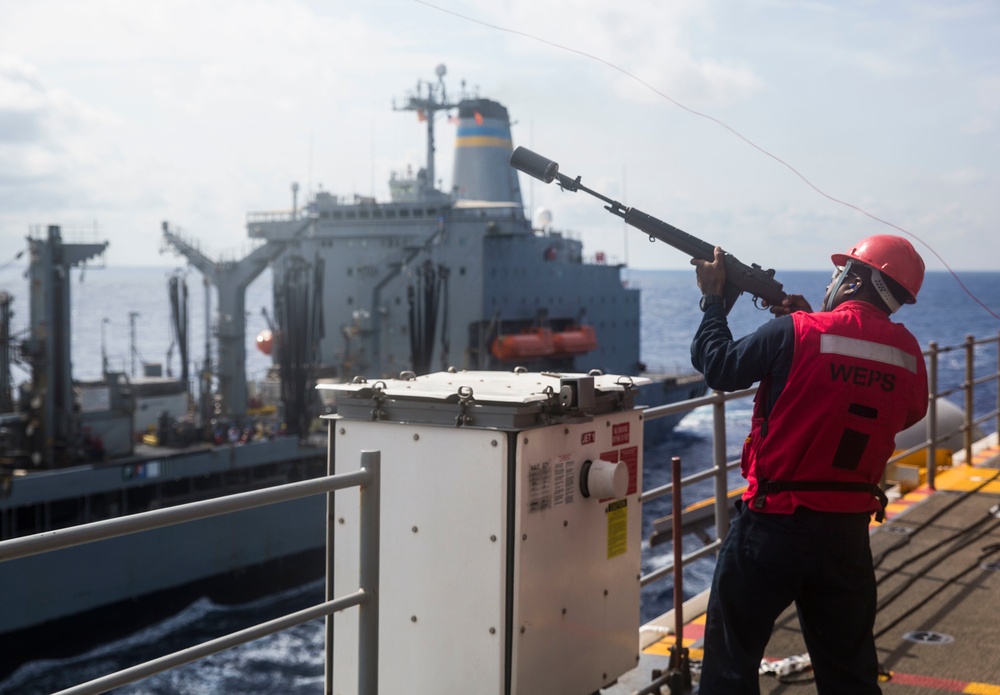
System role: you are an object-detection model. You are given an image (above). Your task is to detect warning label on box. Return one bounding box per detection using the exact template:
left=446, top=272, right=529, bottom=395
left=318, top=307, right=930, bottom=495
left=612, top=422, right=630, bottom=446
left=606, top=499, right=628, bottom=558
left=528, top=460, right=552, bottom=512
left=553, top=454, right=575, bottom=507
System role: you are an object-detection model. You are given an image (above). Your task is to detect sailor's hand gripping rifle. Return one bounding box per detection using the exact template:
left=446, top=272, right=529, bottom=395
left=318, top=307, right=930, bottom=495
left=510, top=146, right=787, bottom=315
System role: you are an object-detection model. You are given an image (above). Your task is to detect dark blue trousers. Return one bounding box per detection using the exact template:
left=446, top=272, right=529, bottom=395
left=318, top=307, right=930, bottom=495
left=698, top=502, right=881, bottom=695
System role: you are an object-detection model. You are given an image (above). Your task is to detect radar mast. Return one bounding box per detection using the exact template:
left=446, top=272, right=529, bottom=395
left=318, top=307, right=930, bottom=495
left=393, top=64, right=458, bottom=192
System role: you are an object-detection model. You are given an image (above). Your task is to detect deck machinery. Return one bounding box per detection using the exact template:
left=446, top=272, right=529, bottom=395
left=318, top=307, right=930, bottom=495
left=323, top=370, right=646, bottom=694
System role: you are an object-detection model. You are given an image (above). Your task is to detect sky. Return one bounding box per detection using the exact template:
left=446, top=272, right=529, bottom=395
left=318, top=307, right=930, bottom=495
left=1, top=0, right=998, bottom=274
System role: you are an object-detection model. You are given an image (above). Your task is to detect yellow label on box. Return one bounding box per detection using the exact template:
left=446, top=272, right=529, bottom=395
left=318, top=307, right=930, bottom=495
left=607, top=499, right=628, bottom=559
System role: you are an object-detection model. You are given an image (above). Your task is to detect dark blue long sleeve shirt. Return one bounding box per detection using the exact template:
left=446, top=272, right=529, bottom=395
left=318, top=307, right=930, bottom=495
left=690, top=304, right=797, bottom=418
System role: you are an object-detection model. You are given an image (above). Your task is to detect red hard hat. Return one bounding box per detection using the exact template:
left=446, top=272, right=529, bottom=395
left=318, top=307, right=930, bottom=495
left=832, top=235, right=924, bottom=304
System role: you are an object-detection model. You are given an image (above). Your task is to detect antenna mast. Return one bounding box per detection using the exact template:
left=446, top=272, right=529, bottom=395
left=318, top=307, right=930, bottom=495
left=394, top=64, right=458, bottom=191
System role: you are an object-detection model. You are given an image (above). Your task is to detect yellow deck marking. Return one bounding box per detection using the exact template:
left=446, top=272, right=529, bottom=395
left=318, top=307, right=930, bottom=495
left=965, top=684, right=1000, bottom=695
left=934, top=461, right=1000, bottom=494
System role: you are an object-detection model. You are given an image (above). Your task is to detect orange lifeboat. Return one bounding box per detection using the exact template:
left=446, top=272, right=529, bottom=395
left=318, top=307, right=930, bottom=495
left=491, top=328, right=555, bottom=362
left=552, top=325, right=598, bottom=356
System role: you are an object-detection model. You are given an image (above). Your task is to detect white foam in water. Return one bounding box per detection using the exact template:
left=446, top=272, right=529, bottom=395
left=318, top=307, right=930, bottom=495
left=1, top=581, right=325, bottom=694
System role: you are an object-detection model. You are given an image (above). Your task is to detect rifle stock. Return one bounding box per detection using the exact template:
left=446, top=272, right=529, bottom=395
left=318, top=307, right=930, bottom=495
left=510, top=146, right=786, bottom=314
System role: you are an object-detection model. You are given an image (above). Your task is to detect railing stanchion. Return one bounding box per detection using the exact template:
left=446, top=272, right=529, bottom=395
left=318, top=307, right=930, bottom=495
left=671, top=456, right=685, bottom=649
left=712, top=391, right=729, bottom=545
left=324, top=420, right=337, bottom=695
left=927, top=342, right=939, bottom=489
left=965, top=335, right=975, bottom=466
left=358, top=450, right=381, bottom=695
left=666, top=455, right=692, bottom=693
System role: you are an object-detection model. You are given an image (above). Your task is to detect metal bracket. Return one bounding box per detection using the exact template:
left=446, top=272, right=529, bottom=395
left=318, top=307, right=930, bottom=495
left=455, top=385, right=474, bottom=427
left=369, top=381, right=388, bottom=421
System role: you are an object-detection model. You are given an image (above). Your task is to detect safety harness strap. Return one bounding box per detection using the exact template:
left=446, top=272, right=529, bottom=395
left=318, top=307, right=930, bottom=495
left=753, top=479, right=889, bottom=522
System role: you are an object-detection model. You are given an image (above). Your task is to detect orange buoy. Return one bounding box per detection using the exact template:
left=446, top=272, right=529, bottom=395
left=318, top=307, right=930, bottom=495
left=256, top=329, right=274, bottom=355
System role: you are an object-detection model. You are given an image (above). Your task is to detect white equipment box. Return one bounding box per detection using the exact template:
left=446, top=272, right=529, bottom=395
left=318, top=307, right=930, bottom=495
left=323, top=370, right=646, bottom=695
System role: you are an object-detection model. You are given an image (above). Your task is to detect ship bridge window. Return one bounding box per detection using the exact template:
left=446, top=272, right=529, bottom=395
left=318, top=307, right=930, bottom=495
left=387, top=210, right=397, bottom=218
left=400, top=209, right=410, bottom=218
left=414, top=209, right=424, bottom=217
left=346, top=211, right=357, bottom=219
left=359, top=210, right=370, bottom=219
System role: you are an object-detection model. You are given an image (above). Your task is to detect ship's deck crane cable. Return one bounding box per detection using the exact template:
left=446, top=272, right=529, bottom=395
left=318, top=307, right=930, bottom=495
left=414, top=0, right=1000, bottom=323
left=168, top=273, right=190, bottom=384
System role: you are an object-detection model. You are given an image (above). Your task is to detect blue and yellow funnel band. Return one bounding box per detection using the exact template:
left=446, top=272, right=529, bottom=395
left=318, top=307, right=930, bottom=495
left=456, top=136, right=513, bottom=148
left=456, top=124, right=512, bottom=148
left=457, top=124, right=509, bottom=138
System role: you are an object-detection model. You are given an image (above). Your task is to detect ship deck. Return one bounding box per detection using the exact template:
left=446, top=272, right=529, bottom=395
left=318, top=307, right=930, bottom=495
left=612, top=436, right=1000, bottom=694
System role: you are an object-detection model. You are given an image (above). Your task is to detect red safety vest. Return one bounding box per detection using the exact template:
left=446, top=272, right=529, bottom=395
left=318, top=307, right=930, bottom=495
left=742, top=301, right=928, bottom=516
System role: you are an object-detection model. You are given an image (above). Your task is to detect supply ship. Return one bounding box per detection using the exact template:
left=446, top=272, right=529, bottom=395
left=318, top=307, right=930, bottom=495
left=239, top=65, right=705, bottom=439
left=0, top=67, right=705, bottom=676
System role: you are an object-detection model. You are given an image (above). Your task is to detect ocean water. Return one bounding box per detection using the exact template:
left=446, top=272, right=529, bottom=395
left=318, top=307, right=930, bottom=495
left=1, top=263, right=998, bottom=694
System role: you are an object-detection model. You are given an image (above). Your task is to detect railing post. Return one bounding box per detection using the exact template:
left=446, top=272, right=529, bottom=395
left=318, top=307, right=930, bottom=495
left=965, top=334, right=975, bottom=467
left=927, top=342, right=938, bottom=489
left=712, top=391, right=729, bottom=544
left=324, top=419, right=337, bottom=695
left=358, top=450, right=381, bottom=695
left=668, top=455, right=692, bottom=691
left=671, top=456, right=684, bottom=648
left=996, top=331, right=1000, bottom=437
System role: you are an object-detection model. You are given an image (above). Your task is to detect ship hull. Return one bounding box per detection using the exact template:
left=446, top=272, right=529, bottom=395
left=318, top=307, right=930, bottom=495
left=0, top=437, right=326, bottom=676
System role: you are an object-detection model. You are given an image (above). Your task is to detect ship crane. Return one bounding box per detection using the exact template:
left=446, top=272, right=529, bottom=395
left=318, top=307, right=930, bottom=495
left=160, top=221, right=307, bottom=421
left=24, top=226, right=108, bottom=467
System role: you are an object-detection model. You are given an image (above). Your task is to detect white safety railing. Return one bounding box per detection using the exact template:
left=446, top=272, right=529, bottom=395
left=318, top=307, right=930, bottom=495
left=0, top=450, right=383, bottom=695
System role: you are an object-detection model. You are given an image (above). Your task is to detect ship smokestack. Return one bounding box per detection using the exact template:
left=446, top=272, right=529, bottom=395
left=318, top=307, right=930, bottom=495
left=451, top=98, right=523, bottom=206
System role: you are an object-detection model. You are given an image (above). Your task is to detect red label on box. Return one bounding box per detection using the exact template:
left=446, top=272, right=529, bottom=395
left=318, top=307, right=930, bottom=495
left=612, top=422, right=630, bottom=446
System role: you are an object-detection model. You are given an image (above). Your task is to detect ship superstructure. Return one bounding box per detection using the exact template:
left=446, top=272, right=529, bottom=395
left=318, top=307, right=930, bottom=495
left=247, top=68, right=647, bottom=386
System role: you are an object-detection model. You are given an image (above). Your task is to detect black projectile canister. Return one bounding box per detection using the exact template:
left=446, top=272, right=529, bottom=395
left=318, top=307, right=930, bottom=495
left=510, top=146, right=560, bottom=183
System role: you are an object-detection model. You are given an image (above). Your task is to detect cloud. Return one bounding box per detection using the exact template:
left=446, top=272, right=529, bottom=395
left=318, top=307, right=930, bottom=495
left=0, top=0, right=997, bottom=272
left=939, top=168, right=989, bottom=187
left=0, top=55, right=123, bottom=210
left=450, top=0, right=762, bottom=108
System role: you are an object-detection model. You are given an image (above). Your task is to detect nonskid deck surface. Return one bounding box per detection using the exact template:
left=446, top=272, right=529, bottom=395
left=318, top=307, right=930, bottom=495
left=620, top=440, right=1000, bottom=695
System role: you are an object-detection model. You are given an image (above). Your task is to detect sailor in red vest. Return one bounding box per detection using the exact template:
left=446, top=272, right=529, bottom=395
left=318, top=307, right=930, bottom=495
left=690, top=235, right=927, bottom=694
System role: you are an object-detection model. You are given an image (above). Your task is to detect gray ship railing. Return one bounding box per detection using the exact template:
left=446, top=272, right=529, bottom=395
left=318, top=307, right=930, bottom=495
left=2, top=334, right=997, bottom=694
left=638, top=331, right=1000, bottom=592
left=0, top=450, right=383, bottom=695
